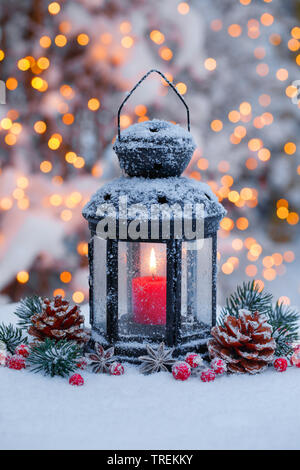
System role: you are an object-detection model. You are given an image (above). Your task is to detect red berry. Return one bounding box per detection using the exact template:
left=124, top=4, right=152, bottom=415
left=7, top=354, right=26, bottom=370
left=15, top=344, right=30, bottom=358
left=76, top=359, right=88, bottom=370
left=274, top=357, right=288, bottom=372
left=201, top=368, right=216, bottom=382
left=291, top=351, right=300, bottom=368
left=69, top=374, right=84, bottom=386
left=109, top=362, right=124, bottom=376
left=172, top=361, right=191, bottom=381
left=185, top=353, right=203, bottom=369
left=211, top=358, right=227, bottom=375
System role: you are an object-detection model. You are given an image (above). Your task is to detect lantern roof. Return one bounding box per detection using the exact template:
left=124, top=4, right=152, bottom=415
left=83, top=176, right=226, bottom=224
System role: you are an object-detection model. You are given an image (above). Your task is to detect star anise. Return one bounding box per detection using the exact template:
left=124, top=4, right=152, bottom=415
left=88, top=343, right=116, bottom=373
left=139, top=342, right=175, bottom=374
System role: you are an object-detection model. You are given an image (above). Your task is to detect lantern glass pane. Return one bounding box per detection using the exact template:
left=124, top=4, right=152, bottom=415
left=93, top=235, right=107, bottom=332
left=118, top=241, right=166, bottom=338
left=181, top=237, right=212, bottom=335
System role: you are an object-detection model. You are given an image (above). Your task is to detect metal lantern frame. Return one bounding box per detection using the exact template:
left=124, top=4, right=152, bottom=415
left=86, top=222, right=219, bottom=360
left=83, top=70, right=226, bottom=361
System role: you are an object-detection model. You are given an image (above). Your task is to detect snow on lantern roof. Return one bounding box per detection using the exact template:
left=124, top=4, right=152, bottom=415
left=115, top=119, right=194, bottom=144
left=113, top=119, right=196, bottom=178
left=82, top=176, right=226, bottom=224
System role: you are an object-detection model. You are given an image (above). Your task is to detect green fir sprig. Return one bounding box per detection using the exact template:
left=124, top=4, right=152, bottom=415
left=0, top=323, right=28, bottom=354
left=219, top=281, right=272, bottom=322
left=14, top=296, right=42, bottom=330
left=268, top=302, right=299, bottom=357
left=28, top=339, right=83, bottom=377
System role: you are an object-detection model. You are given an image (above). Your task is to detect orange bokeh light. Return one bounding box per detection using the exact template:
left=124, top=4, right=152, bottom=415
left=204, top=58, right=217, bottom=71
left=159, top=47, right=173, bottom=61
left=88, top=98, right=100, bottom=111
left=236, top=217, right=249, bottom=230
left=77, top=34, right=89, bottom=46
left=260, top=13, right=274, bottom=26
left=228, top=24, right=242, bottom=37
left=276, top=68, right=289, bottom=81
left=284, top=142, right=296, bottom=155
left=177, top=2, right=190, bottom=15
left=211, top=119, right=223, bottom=132
left=60, top=271, right=72, bottom=283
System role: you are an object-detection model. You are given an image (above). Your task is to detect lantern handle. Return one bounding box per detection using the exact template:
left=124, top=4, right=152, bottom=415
left=117, top=69, right=190, bottom=139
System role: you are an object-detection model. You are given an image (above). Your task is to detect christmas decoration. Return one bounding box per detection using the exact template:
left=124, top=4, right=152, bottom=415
left=138, top=342, right=175, bottom=374
left=209, top=309, right=276, bottom=374
left=185, top=353, right=203, bottom=369
left=113, top=118, right=196, bottom=179
left=268, top=303, right=299, bottom=358
left=220, top=281, right=273, bottom=320
left=273, top=358, right=288, bottom=372
left=76, top=359, right=88, bottom=370
left=28, top=296, right=89, bottom=344
left=211, top=358, right=227, bottom=375
left=69, top=374, right=84, bottom=386
left=15, top=344, right=30, bottom=358
left=291, top=350, right=300, bottom=368
left=172, top=362, right=191, bottom=381
left=200, top=369, right=216, bottom=383
left=221, top=282, right=300, bottom=358
left=83, top=70, right=225, bottom=360
left=15, top=296, right=42, bottom=330
left=109, top=362, right=125, bottom=376
left=0, top=323, right=28, bottom=354
left=28, top=339, right=82, bottom=377
left=88, top=343, right=116, bottom=374
left=7, top=355, right=26, bottom=371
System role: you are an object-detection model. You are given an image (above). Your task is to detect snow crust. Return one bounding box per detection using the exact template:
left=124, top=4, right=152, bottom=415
left=114, top=119, right=195, bottom=147
left=83, top=176, right=226, bottom=220
left=1, top=303, right=300, bottom=450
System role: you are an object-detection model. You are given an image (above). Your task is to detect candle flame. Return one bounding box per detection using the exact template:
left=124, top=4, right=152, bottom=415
left=150, top=248, right=156, bottom=277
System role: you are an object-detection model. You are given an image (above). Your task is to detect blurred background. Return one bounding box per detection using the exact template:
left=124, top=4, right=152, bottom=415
left=0, top=0, right=299, bottom=308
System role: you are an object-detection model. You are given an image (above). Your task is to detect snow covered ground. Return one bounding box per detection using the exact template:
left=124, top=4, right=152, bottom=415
left=1, top=303, right=300, bottom=450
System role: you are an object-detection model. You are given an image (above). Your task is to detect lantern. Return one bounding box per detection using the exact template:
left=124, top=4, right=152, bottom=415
left=83, top=70, right=226, bottom=360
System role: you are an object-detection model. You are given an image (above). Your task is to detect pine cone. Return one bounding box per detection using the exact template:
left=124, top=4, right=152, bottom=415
left=28, top=296, right=89, bottom=344
left=208, top=309, right=276, bottom=374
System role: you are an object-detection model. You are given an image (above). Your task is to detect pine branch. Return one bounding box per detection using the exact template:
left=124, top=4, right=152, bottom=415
left=219, top=282, right=300, bottom=358
left=219, top=280, right=273, bottom=325
left=14, top=296, right=42, bottom=330
left=0, top=323, right=28, bottom=354
left=268, top=302, right=299, bottom=357
left=28, top=339, right=83, bottom=377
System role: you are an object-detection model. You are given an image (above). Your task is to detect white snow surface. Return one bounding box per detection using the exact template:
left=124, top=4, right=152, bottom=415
left=1, top=303, right=300, bottom=450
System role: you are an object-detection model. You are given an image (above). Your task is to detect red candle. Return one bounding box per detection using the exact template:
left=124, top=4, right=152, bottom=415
left=132, top=248, right=166, bottom=325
